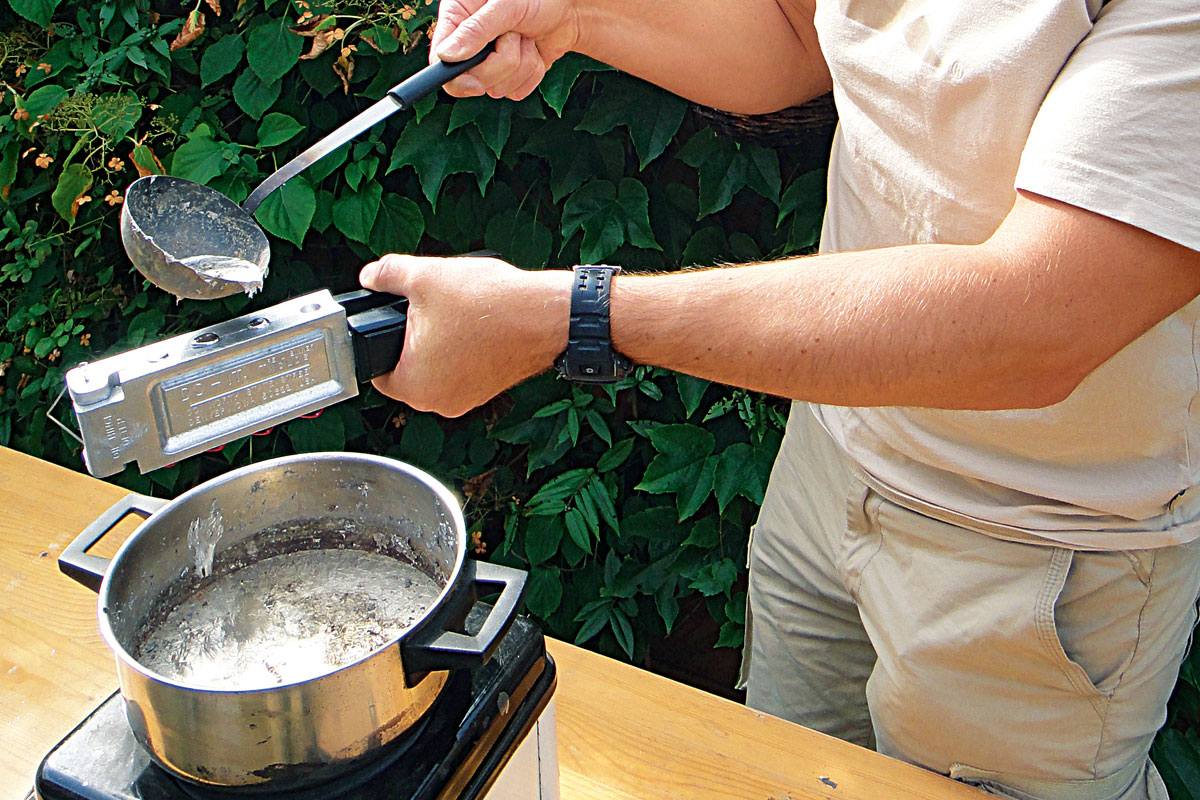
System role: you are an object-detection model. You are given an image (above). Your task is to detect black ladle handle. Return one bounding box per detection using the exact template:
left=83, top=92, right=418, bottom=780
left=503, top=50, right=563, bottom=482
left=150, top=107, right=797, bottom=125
left=388, top=41, right=497, bottom=109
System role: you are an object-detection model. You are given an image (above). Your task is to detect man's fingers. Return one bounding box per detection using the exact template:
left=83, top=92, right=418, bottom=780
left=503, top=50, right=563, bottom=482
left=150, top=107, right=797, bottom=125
left=360, top=253, right=417, bottom=293
left=436, top=0, right=525, bottom=62
left=429, top=0, right=479, bottom=63
left=442, top=31, right=521, bottom=97
left=489, top=37, right=544, bottom=98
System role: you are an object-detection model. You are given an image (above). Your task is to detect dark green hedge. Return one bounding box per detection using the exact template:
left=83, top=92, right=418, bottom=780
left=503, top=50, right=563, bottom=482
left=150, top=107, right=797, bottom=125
left=0, top=0, right=824, bottom=669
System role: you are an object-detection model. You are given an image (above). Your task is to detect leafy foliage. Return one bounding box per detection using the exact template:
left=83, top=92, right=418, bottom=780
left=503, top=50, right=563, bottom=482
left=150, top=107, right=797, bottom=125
left=0, top=0, right=828, bottom=677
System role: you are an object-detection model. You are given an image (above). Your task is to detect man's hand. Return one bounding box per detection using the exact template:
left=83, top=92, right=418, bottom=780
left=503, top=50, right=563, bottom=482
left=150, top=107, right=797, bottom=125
left=359, top=255, right=572, bottom=417
left=430, top=0, right=828, bottom=114
left=432, top=0, right=581, bottom=100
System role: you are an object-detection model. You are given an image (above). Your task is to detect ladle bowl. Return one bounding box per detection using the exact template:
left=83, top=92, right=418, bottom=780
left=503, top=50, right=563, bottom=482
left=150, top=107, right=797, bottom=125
left=121, top=175, right=271, bottom=300
left=121, top=43, right=495, bottom=301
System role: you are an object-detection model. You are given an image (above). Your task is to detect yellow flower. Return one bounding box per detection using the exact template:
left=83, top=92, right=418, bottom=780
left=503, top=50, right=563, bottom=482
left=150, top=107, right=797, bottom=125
left=105, top=190, right=124, bottom=206
left=80, top=333, right=91, bottom=346
left=13, top=109, right=29, bottom=121
left=76, top=195, right=92, bottom=206
left=37, top=62, right=51, bottom=74
left=107, top=156, right=125, bottom=171
left=48, top=348, right=60, bottom=363
left=34, top=152, right=52, bottom=168
left=14, top=64, right=27, bottom=77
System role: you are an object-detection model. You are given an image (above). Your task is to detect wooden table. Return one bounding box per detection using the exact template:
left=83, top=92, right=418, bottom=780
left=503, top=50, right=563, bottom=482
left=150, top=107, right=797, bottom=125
left=0, top=446, right=983, bottom=800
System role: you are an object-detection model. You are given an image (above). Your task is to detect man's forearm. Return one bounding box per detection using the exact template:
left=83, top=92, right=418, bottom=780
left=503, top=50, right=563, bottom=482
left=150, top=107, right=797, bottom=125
left=360, top=193, right=1200, bottom=417
left=611, top=248, right=1079, bottom=410
left=610, top=196, right=1200, bottom=411
left=573, top=0, right=829, bottom=113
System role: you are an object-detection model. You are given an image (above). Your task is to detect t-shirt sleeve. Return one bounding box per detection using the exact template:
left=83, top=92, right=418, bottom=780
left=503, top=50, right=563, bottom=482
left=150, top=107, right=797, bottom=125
left=1015, top=0, right=1200, bottom=252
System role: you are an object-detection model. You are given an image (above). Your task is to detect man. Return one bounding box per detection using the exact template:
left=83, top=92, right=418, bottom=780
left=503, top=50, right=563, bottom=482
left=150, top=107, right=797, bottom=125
left=358, top=1, right=1200, bottom=797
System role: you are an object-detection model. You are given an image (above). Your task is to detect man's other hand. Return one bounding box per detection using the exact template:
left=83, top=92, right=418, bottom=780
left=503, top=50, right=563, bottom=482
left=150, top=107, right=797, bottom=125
left=359, top=254, right=572, bottom=417
left=432, top=0, right=581, bottom=100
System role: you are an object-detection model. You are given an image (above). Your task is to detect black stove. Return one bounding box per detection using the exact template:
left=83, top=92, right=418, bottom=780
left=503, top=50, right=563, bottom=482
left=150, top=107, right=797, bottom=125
left=34, top=617, right=555, bottom=800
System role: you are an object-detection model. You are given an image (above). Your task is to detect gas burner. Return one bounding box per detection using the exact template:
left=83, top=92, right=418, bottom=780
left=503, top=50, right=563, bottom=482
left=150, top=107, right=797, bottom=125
left=35, top=617, right=558, bottom=800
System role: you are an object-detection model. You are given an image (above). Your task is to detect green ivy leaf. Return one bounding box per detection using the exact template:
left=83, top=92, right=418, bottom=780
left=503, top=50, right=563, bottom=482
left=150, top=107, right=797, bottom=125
left=526, top=566, right=564, bottom=618
left=257, top=112, right=305, bottom=147
left=1152, top=729, right=1200, bottom=800
left=369, top=193, right=425, bottom=256
left=285, top=410, right=345, bottom=452
left=171, top=127, right=231, bottom=184
left=725, top=591, right=747, bottom=626
left=388, top=106, right=497, bottom=208
left=527, top=468, right=592, bottom=514
left=332, top=180, right=383, bottom=244
left=574, top=599, right=610, bottom=645
left=521, top=114, right=625, bottom=202
left=597, top=437, right=635, bottom=473
left=50, top=163, right=91, bottom=223
left=689, top=557, right=738, bottom=598
left=399, top=413, right=445, bottom=468
left=637, top=425, right=715, bottom=493
left=483, top=207, right=552, bottom=269
left=587, top=475, right=619, bottom=534
left=679, top=128, right=782, bottom=216
left=448, top=96, right=513, bottom=158
left=676, top=455, right=716, bottom=520
left=0, top=141, right=17, bottom=189
left=200, top=34, right=244, bottom=87
left=254, top=175, right=315, bottom=248
left=681, top=225, right=727, bottom=267
left=713, top=441, right=772, bottom=512
left=539, top=53, right=612, bottom=116
left=306, top=142, right=350, bottom=184
left=578, top=74, right=688, bottom=169
left=780, top=169, right=827, bottom=253
left=130, top=143, right=163, bottom=176
left=21, top=84, right=65, bottom=120
left=561, top=178, right=659, bottom=264
left=247, top=21, right=302, bottom=86
left=233, top=69, right=281, bottom=120
left=524, top=515, right=564, bottom=566
left=564, top=506, right=592, bottom=554
left=655, top=583, right=680, bottom=634
left=7, top=0, right=61, bottom=27
left=675, top=374, right=710, bottom=418
left=90, top=93, right=142, bottom=139
left=681, top=515, right=720, bottom=548
left=715, top=621, right=744, bottom=649
left=609, top=606, right=635, bottom=658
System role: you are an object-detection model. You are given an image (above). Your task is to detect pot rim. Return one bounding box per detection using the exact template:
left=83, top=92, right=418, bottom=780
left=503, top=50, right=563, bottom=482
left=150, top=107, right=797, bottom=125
left=94, top=451, right=468, bottom=694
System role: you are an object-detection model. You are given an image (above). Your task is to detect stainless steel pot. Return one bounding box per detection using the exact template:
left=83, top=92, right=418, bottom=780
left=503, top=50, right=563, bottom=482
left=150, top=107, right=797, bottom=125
left=58, top=453, right=526, bottom=790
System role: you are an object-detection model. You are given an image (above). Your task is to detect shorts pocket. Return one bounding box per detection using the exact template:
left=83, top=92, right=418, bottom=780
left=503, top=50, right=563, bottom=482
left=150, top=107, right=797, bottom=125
left=1036, top=548, right=1151, bottom=708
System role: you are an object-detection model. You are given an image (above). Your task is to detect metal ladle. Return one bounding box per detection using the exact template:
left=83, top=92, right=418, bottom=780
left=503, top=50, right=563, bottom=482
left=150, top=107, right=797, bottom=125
left=122, top=43, right=495, bottom=301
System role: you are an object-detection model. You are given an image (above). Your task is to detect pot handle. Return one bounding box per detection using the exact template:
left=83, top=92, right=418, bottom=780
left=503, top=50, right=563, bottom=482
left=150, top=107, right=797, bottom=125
left=402, top=560, right=528, bottom=676
left=58, top=493, right=168, bottom=592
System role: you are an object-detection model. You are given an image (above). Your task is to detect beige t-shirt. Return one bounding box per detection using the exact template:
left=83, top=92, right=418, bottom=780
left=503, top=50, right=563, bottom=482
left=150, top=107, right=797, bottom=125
left=801, top=0, right=1200, bottom=548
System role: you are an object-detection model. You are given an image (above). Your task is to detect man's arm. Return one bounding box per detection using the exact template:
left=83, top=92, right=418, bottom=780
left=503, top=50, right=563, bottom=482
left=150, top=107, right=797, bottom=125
left=359, top=192, right=1200, bottom=417
left=431, top=0, right=829, bottom=114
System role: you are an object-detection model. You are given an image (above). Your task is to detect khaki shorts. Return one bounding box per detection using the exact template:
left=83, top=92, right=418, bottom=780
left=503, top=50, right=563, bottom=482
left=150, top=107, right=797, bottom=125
left=741, top=406, right=1200, bottom=800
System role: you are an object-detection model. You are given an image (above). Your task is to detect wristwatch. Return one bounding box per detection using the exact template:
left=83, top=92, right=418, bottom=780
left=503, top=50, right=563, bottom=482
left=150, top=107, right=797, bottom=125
left=554, top=265, right=633, bottom=383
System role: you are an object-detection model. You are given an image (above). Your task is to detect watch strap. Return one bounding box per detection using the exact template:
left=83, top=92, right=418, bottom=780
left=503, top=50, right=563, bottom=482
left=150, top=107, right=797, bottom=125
left=555, top=266, right=633, bottom=383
